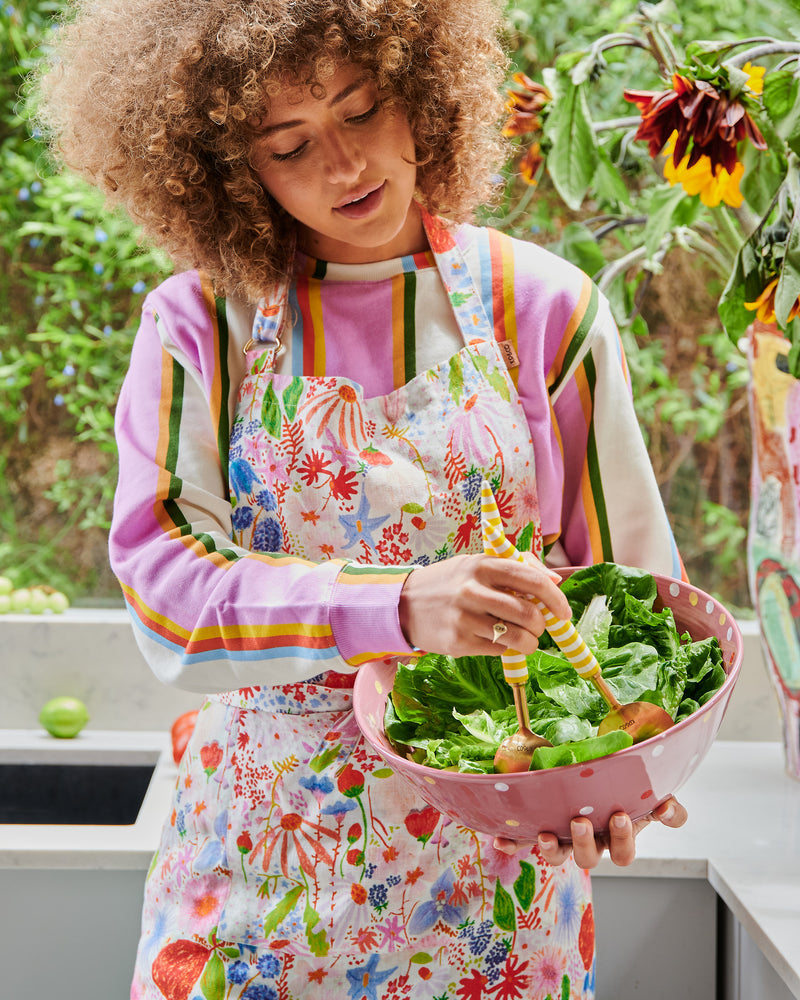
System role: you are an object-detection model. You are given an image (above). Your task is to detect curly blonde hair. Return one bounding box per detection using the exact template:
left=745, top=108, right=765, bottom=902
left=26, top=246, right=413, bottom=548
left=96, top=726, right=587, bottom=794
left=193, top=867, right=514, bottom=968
left=37, top=0, right=510, bottom=300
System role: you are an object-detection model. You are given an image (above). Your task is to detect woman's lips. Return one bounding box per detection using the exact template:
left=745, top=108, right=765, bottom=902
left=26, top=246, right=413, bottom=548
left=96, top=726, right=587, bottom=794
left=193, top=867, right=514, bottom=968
left=334, top=182, right=385, bottom=219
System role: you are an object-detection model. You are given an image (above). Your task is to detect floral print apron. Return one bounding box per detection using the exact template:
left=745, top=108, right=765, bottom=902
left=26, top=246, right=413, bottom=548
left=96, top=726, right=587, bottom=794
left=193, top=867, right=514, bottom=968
left=132, top=215, right=595, bottom=1000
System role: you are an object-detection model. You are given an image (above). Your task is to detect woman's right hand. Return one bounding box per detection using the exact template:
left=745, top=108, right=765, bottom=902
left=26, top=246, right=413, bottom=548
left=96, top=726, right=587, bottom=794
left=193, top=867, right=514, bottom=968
left=397, top=552, right=572, bottom=657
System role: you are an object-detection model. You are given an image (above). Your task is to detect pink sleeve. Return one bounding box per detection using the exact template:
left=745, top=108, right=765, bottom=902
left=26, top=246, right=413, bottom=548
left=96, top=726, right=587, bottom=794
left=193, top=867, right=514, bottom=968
left=109, top=273, right=414, bottom=693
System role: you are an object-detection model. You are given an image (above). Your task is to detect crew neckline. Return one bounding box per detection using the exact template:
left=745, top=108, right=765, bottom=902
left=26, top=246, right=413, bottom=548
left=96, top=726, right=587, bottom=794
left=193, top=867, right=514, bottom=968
left=296, top=248, right=437, bottom=283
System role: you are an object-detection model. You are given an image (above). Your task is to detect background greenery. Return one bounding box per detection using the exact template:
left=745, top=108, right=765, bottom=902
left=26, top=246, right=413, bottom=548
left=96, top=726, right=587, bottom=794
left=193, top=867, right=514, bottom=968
left=2, top=0, right=797, bottom=608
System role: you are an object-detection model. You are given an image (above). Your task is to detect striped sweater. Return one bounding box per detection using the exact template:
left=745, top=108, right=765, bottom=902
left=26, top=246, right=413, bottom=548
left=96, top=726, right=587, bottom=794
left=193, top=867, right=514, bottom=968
left=109, top=222, right=682, bottom=692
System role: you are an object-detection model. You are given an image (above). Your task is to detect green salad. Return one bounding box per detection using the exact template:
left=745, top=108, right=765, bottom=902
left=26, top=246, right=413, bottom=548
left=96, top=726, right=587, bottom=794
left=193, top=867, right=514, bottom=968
left=385, top=563, right=726, bottom=773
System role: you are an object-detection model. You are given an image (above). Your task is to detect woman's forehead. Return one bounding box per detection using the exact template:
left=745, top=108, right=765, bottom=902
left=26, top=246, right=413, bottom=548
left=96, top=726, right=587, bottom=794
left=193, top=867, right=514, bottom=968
left=260, top=63, right=375, bottom=122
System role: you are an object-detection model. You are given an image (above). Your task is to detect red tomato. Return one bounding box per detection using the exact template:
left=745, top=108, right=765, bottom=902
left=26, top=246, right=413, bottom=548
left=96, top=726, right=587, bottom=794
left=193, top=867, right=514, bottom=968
left=170, top=709, right=199, bottom=765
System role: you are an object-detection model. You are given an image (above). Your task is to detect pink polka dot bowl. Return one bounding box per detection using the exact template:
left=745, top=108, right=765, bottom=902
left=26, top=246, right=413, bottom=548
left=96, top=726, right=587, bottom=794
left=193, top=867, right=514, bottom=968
left=353, top=569, right=742, bottom=841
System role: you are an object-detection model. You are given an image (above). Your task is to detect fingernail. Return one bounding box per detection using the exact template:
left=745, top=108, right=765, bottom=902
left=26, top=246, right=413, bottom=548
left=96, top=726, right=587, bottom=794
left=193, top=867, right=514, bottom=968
left=493, top=838, right=515, bottom=855
left=612, top=814, right=628, bottom=829
left=538, top=833, right=556, bottom=850
left=660, top=801, right=675, bottom=821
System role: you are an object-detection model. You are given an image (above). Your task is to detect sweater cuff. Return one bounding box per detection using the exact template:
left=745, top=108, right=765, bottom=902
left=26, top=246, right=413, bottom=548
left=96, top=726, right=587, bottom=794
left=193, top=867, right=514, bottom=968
left=330, top=563, right=417, bottom=666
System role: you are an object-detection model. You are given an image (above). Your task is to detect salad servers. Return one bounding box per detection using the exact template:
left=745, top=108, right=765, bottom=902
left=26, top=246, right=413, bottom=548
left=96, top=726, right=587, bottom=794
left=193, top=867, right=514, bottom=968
left=480, top=482, right=674, bottom=773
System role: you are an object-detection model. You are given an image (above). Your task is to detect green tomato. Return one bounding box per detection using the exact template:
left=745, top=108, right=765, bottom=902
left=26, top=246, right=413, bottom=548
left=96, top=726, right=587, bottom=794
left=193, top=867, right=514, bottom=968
left=28, top=589, right=49, bottom=615
left=47, top=591, right=70, bottom=614
left=0, top=594, right=11, bottom=614
left=0, top=576, right=12, bottom=596
left=39, top=696, right=90, bottom=739
left=9, top=588, right=31, bottom=612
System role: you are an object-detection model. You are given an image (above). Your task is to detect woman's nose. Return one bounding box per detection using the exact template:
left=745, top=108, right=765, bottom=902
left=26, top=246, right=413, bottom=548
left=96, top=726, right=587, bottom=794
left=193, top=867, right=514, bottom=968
left=324, top=129, right=367, bottom=182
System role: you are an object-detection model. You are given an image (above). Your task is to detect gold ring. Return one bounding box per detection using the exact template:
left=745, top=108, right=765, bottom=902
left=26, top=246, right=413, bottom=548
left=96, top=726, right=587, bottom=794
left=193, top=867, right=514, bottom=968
left=492, top=620, right=508, bottom=643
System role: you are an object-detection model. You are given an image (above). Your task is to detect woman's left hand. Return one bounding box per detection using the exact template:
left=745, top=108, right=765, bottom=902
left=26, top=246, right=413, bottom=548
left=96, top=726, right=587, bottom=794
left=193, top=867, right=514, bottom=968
left=493, top=796, right=688, bottom=869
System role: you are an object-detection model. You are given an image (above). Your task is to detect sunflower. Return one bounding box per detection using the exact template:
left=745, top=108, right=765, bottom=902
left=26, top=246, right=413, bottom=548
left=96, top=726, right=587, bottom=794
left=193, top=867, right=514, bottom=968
left=624, top=70, right=766, bottom=175
left=662, top=132, right=744, bottom=207
left=744, top=278, right=800, bottom=325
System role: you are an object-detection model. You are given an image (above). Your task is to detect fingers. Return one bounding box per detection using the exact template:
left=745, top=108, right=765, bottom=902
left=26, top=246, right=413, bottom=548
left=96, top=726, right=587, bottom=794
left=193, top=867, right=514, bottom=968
left=504, top=557, right=573, bottom=622
left=605, top=813, right=637, bottom=867
left=652, top=796, right=688, bottom=828
left=537, top=832, right=573, bottom=866
left=539, top=807, right=660, bottom=871
left=567, top=818, right=608, bottom=869
left=492, top=836, right=537, bottom=856
left=398, top=553, right=572, bottom=657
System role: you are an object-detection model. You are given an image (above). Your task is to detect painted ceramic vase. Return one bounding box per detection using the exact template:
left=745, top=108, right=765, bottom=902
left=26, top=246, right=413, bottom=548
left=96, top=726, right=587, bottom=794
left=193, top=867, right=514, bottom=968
left=746, top=322, right=800, bottom=779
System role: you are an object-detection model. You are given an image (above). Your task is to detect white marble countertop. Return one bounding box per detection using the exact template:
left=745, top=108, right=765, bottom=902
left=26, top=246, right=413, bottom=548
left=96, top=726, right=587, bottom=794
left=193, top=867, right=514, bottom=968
left=1, top=735, right=798, bottom=993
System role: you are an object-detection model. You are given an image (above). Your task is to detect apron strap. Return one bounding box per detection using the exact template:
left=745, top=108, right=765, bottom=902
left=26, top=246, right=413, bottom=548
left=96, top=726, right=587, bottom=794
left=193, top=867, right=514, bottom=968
left=421, top=208, right=520, bottom=388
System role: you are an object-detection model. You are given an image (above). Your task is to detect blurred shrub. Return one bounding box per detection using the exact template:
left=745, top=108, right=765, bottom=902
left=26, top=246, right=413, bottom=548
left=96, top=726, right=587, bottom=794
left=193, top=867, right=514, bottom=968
left=3, top=0, right=795, bottom=607
left=1, top=0, right=171, bottom=599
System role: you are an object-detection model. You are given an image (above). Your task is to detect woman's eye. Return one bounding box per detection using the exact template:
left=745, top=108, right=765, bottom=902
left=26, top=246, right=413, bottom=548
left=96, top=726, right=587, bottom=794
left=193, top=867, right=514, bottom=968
left=271, top=142, right=308, bottom=162
left=347, top=103, right=379, bottom=125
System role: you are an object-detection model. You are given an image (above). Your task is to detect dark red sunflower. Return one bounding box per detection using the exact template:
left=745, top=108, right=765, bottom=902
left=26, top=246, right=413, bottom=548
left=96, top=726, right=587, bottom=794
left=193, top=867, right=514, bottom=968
left=624, top=72, right=766, bottom=175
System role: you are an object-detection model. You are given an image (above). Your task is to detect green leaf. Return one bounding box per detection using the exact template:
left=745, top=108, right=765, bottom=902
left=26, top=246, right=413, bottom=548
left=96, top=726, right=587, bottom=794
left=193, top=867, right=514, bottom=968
left=531, top=730, right=633, bottom=770
left=554, top=49, right=588, bottom=74
left=739, top=134, right=787, bottom=217
left=470, top=351, right=509, bottom=399
left=542, top=68, right=599, bottom=211
left=775, top=204, right=800, bottom=327
left=199, top=950, right=225, bottom=1000
left=263, top=884, right=304, bottom=936
left=260, top=381, right=283, bottom=438
left=643, top=185, right=687, bottom=257
left=448, top=352, right=464, bottom=407
left=516, top=521, right=535, bottom=554
left=493, top=879, right=517, bottom=932
left=282, top=376, right=304, bottom=422
left=548, top=222, right=607, bottom=279
left=513, top=861, right=537, bottom=912
left=591, top=146, right=632, bottom=210
left=304, top=902, right=329, bottom=957
left=309, top=745, right=342, bottom=772
left=763, top=70, right=800, bottom=155
left=372, top=767, right=394, bottom=778
left=718, top=237, right=762, bottom=343
left=402, top=502, right=425, bottom=514
left=147, top=850, right=160, bottom=879
left=410, top=952, right=434, bottom=964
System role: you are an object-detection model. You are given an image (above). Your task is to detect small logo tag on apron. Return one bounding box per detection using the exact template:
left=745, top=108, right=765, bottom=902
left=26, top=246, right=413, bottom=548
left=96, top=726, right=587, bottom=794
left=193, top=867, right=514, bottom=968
left=497, top=339, right=520, bottom=370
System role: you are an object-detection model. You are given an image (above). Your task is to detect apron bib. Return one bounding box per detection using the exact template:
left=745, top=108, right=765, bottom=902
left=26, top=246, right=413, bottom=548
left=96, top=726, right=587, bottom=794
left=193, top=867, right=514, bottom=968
left=132, top=214, right=595, bottom=1000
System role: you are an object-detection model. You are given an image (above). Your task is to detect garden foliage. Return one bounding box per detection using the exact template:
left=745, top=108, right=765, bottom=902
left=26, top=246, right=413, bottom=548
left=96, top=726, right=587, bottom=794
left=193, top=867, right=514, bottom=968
left=3, top=0, right=798, bottom=604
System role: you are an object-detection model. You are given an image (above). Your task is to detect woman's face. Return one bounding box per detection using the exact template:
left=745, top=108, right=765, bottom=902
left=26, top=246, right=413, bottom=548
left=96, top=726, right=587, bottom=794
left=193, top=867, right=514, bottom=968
left=252, top=63, right=425, bottom=264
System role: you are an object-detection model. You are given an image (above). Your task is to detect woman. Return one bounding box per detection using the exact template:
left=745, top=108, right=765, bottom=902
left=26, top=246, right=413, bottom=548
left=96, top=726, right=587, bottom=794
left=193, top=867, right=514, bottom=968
left=38, top=0, right=686, bottom=996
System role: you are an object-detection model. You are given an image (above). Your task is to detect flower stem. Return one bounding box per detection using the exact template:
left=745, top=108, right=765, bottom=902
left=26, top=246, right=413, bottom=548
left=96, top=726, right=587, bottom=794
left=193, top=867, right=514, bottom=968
left=728, top=42, right=800, bottom=67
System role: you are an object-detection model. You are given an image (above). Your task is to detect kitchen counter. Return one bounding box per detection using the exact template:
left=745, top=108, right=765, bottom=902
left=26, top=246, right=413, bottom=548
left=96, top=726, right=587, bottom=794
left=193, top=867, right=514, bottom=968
left=1, top=735, right=798, bottom=997
left=594, top=740, right=800, bottom=998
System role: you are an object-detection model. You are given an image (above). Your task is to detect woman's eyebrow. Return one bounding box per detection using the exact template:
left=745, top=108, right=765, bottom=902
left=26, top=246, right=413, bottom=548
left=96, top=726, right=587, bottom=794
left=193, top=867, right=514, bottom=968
left=260, top=76, right=373, bottom=137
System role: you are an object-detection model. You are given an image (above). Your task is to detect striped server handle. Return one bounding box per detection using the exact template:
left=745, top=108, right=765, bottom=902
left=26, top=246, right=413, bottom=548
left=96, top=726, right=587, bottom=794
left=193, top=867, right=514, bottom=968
left=479, top=481, right=601, bottom=681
